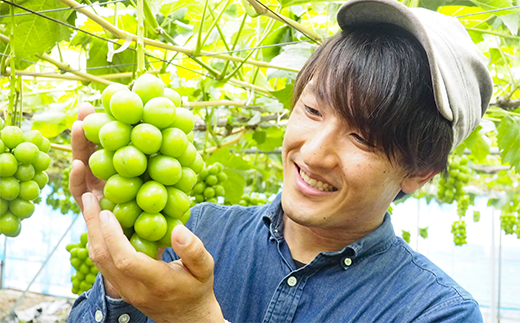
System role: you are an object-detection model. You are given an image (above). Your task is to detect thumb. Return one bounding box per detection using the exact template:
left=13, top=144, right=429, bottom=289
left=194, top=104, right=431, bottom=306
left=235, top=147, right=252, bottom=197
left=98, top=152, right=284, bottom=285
left=171, top=225, right=214, bottom=282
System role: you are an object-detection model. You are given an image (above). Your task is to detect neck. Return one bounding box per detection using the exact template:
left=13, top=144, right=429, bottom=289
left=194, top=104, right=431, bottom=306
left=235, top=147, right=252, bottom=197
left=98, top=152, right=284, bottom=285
left=283, top=214, right=384, bottom=264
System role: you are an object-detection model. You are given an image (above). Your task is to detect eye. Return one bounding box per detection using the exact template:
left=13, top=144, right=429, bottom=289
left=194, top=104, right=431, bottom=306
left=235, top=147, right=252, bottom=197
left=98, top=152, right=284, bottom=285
left=304, top=105, right=321, bottom=117
left=351, top=133, right=370, bottom=146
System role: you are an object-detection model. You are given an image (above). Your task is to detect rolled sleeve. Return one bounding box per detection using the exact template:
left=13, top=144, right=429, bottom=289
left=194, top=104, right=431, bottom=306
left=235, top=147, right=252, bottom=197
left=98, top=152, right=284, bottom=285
left=67, top=274, right=147, bottom=323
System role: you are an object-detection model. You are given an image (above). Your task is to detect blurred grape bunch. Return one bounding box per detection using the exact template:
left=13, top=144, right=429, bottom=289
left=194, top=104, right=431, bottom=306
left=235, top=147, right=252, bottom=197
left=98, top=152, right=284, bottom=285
left=66, top=232, right=99, bottom=295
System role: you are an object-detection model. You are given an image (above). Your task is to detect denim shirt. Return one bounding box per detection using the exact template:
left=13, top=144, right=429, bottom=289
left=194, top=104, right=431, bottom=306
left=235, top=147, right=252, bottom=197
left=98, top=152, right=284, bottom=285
left=68, top=193, right=482, bottom=323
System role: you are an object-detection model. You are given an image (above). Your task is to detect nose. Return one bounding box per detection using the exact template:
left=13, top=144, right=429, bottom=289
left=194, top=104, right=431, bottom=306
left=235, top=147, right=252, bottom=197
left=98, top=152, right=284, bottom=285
left=300, top=125, right=339, bottom=170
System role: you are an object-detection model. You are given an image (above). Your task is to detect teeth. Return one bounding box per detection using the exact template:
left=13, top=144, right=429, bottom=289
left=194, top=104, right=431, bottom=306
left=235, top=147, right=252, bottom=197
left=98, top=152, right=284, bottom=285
left=299, top=168, right=337, bottom=192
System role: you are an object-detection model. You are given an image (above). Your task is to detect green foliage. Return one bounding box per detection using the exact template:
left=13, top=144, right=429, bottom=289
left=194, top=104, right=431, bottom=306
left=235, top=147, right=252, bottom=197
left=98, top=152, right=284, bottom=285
left=2, top=0, right=520, bottom=242
left=401, top=230, right=411, bottom=243
left=497, top=115, right=520, bottom=171
left=419, top=227, right=428, bottom=239
left=3, top=0, right=72, bottom=65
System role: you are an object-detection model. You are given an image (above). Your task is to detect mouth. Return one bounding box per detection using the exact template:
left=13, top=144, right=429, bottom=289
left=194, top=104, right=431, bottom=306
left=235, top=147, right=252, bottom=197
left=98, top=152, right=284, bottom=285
left=297, top=165, right=338, bottom=192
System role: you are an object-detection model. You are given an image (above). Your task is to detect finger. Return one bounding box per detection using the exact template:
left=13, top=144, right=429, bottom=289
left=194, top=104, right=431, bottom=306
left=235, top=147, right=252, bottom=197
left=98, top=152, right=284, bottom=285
left=81, top=194, right=125, bottom=293
left=71, top=120, right=94, bottom=164
left=99, top=210, right=164, bottom=282
left=77, top=102, right=96, bottom=121
left=171, top=225, right=214, bottom=282
left=157, top=248, right=165, bottom=260
left=70, top=160, right=88, bottom=210
left=81, top=193, right=105, bottom=255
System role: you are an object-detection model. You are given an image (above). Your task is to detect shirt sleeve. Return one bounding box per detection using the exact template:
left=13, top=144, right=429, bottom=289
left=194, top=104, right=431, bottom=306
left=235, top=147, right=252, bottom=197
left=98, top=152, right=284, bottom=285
left=67, top=273, right=148, bottom=323
left=67, top=204, right=207, bottom=322
left=412, top=298, right=483, bottom=323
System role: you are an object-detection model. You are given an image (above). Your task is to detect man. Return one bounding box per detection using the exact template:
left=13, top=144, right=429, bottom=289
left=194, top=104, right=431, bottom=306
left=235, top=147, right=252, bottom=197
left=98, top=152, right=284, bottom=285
left=67, top=0, right=493, bottom=322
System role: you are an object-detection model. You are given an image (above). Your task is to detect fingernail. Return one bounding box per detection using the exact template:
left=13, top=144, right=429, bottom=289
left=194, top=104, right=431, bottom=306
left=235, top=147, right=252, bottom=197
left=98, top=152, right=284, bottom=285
left=175, top=225, right=192, bottom=246
left=82, top=193, right=92, bottom=209
left=100, top=210, right=110, bottom=225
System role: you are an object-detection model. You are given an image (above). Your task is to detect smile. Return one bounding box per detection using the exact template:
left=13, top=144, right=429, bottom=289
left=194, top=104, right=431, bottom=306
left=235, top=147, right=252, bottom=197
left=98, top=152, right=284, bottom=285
left=299, top=168, right=338, bottom=192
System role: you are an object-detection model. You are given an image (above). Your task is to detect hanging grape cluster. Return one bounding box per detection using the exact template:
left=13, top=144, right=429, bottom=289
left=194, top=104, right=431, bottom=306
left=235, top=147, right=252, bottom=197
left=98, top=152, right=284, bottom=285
left=499, top=198, right=519, bottom=235
left=436, top=154, right=474, bottom=246
left=0, top=124, right=51, bottom=238
left=45, top=165, right=81, bottom=215
left=437, top=154, right=471, bottom=205
left=238, top=193, right=268, bottom=206
left=451, top=220, right=467, bottom=246
left=473, top=210, right=481, bottom=223
left=66, top=232, right=99, bottom=295
left=192, top=163, right=228, bottom=204
left=500, top=213, right=517, bottom=235
left=83, top=74, right=202, bottom=258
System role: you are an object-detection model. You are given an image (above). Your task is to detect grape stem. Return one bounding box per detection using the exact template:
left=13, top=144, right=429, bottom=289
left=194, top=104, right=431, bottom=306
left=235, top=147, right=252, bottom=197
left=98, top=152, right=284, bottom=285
left=136, top=0, right=146, bottom=76
left=8, top=2, right=16, bottom=126
left=56, top=0, right=299, bottom=73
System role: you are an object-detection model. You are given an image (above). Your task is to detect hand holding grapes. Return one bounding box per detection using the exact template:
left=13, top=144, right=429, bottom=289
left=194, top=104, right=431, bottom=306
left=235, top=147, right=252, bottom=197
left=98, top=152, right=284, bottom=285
left=69, top=103, right=105, bottom=211
left=82, top=192, right=225, bottom=323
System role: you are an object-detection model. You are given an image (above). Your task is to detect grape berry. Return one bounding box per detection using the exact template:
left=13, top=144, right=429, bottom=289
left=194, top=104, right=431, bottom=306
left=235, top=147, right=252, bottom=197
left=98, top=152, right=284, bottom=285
left=0, top=125, right=51, bottom=237
left=84, top=74, right=201, bottom=258
left=192, top=163, right=227, bottom=204
left=66, top=232, right=99, bottom=295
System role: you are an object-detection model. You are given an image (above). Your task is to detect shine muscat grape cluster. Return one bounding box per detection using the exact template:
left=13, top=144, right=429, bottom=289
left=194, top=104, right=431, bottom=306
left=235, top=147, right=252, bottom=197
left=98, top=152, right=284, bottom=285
left=83, top=74, right=204, bottom=258
left=238, top=193, right=268, bottom=206
left=66, top=232, right=99, bottom=295
left=436, top=154, right=472, bottom=246
left=191, top=163, right=227, bottom=203
left=0, top=120, right=51, bottom=237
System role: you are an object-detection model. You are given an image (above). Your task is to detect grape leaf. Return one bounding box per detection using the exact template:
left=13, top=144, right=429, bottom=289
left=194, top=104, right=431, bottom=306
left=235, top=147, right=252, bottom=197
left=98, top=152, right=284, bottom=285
left=499, top=12, right=520, bottom=36
left=207, top=148, right=252, bottom=170
left=419, top=227, right=429, bottom=239
left=4, top=0, right=72, bottom=66
left=497, top=115, right=520, bottom=170
left=270, top=81, right=294, bottom=110
left=253, top=130, right=267, bottom=145
left=222, top=169, right=245, bottom=204
left=267, top=43, right=315, bottom=80
left=438, top=6, right=492, bottom=28
left=462, top=125, right=490, bottom=162
left=469, top=0, right=517, bottom=15
left=401, top=230, right=411, bottom=243
left=278, top=0, right=330, bottom=8
left=86, top=38, right=134, bottom=89
left=258, top=127, right=284, bottom=152
left=30, top=111, right=67, bottom=138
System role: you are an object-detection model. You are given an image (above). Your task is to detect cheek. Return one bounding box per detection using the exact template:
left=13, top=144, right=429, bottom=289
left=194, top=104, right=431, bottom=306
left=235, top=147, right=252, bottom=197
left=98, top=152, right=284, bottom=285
left=282, top=115, right=304, bottom=153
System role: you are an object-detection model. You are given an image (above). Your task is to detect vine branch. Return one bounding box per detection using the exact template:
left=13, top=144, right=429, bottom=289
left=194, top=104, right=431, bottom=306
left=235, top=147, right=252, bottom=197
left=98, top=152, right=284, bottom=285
left=57, top=0, right=299, bottom=73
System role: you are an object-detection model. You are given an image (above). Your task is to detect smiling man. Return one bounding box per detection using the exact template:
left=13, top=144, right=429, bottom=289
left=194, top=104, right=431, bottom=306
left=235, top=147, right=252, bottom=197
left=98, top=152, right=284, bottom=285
left=67, top=0, right=493, bottom=322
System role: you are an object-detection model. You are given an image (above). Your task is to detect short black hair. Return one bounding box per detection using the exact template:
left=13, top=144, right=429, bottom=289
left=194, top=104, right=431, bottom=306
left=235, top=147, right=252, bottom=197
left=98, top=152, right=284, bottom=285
left=292, top=24, right=453, bottom=176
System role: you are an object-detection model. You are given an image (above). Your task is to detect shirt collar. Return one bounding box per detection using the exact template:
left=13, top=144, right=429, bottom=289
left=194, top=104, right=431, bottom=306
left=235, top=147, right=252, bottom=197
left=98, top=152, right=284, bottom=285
left=262, top=192, right=396, bottom=259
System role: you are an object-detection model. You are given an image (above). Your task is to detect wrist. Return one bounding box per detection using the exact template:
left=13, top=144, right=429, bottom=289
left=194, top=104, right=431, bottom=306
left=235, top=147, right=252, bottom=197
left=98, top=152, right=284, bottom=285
left=102, top=275, right=122, bottom=299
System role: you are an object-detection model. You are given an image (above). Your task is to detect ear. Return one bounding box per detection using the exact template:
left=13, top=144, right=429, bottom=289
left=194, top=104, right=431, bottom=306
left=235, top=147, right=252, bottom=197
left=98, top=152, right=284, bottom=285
left=400, top=170, right=439, bottom=194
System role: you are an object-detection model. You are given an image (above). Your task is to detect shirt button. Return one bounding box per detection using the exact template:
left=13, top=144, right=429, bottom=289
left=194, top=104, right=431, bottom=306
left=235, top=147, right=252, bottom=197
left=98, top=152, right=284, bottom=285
left=344, top=258, right=352, bottom=266
left=118, top=314, right=131, bottom=323
left=95, top=310, right=103, bottom=322
left=287, top=276, right=298, bottom=286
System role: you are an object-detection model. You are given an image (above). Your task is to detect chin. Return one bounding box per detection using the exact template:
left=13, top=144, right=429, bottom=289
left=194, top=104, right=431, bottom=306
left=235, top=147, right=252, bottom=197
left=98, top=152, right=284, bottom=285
left=281, top=189, right=328, bottom=227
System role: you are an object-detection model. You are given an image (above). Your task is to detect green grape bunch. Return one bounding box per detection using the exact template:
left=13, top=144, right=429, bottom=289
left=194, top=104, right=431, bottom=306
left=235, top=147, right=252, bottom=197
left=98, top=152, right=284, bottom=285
left=46, top=166, right=81, bottom=215
left=0, top=123, right=51, bottom=238
left=500, top=213, right=517, bottom=235
left=457, top=195, right=470, bottom=218
left=191, top=163, right=228, bottom=204
left=82, top=74, right=203, bottom=258
left=238, top=193, right=268, bottom=206
left=451, top=220, right=467, bottom=246
left=66, top=232, right=99, bottom=295
left=437, top=154, right=471, bottom=205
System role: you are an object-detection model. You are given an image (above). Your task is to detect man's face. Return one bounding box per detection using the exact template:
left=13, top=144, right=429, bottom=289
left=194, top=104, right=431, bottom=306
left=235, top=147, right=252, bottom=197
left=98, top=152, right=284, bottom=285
left=281, top=83, right=420, bottom=233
